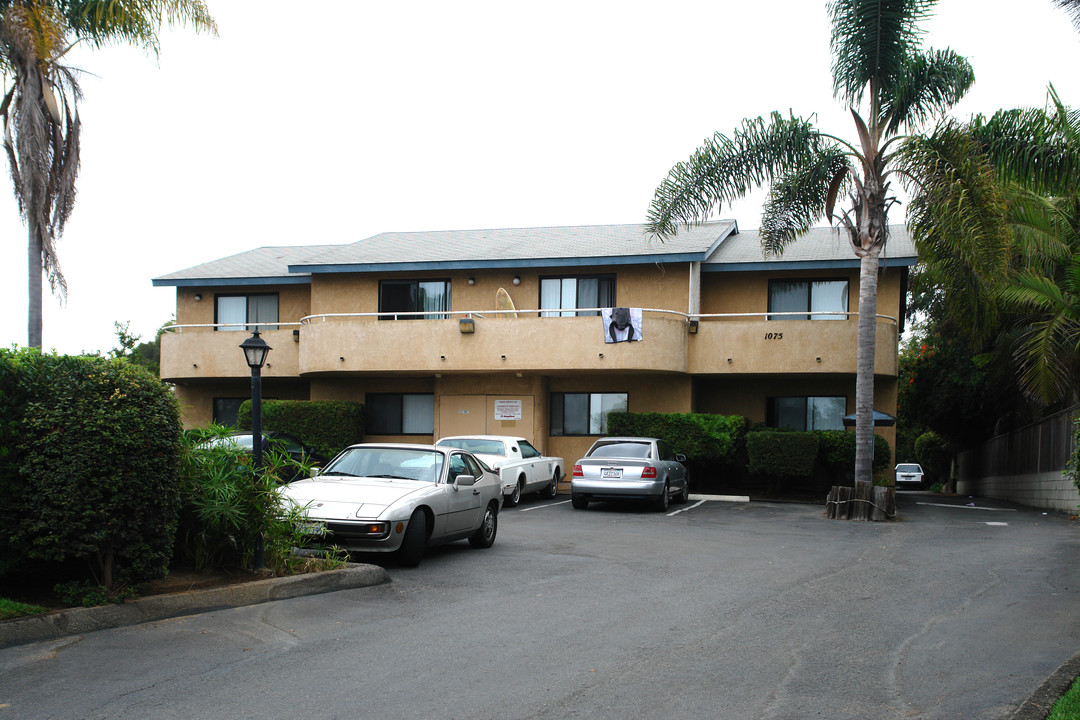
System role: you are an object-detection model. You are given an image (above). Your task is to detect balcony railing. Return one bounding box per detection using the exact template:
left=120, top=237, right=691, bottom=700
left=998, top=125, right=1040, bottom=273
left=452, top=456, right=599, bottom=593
left=160, top=309, right=898, bottom=379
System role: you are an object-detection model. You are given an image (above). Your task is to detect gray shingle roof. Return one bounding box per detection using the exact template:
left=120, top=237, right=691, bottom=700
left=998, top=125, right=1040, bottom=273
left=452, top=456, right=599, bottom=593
left=704, top=224, right=915, bottom=270
left=152, top=245, right=340, bottom=287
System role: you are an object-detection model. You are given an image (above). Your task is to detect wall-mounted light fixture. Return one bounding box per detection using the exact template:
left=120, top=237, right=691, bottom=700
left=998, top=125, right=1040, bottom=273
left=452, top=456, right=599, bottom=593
left=688, top=319, right=699, bottom=334
left=512, top=276, right=521, bottom=285
left=598, top=353, right=604, bottom=359
left=727, top=358, right=733, bottom=363
left=501, top=354, right=506, bottom=360
left=459, top=318, right=476, bottom=333
left=194, top=293, right=202, bottom=302
left=816, top=357, right=822, bottom=363
left=339, top=356, right=345, bottom=362
left=467, top=277, right=475, bottom=285
left=440, top=355, right=446, bottom=360
left=292, top=329, right=300, bottom=342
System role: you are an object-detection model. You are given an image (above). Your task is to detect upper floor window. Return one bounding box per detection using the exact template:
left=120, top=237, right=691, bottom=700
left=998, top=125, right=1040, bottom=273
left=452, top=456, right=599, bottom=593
left=215, top=293, right=278, bottom=331
left=767, top=396, right=846, bottom=431
left=768, top=279, right=848, bottom=320
left=550, top=392, right=627, bottom=436
left=379, top=279, right=450, bottom=320
left=540, top=275, right=616, bottom=317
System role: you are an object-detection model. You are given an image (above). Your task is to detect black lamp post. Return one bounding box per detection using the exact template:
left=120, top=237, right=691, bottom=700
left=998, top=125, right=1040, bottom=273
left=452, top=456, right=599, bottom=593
left=240, top=330, right=271, bottom=569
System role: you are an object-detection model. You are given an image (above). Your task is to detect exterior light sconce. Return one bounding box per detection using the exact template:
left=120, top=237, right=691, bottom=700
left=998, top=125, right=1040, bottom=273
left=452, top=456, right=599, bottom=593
left=192, top=363, right=198, bottom=368
left=501, top=354, right=507, bottom=360
left=598, top=353, right=604, bottom=359
left=293, top=329, right=300, bottom=342
left=339, top=356, right=345, bottom=362
left=727, top=358, right=733, bottom=363
left=440, top=355, right=446, bottom=360
left=512, top=276, right=521, bottom=285
left=459, top=318, right=476, bottom=333
left=688, top=319, right=699, bottom=334
left=193, top=293, right=202, bottom=302
left=816, top=357, right=822, bottom=363
left=467, top=277, right=475, bottom=285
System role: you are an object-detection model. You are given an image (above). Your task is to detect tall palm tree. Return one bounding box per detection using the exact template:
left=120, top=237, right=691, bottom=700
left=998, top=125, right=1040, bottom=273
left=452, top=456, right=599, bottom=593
left=0, top=0, right=216, bottom=349
left=645, top=0, right=991, bottom=488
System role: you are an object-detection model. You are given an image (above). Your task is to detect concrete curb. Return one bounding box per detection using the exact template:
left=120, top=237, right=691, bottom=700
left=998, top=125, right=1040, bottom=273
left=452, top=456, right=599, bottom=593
left=0, top=563, right=390, bottom=650
left=1011, top=649, right=1080, bottom=719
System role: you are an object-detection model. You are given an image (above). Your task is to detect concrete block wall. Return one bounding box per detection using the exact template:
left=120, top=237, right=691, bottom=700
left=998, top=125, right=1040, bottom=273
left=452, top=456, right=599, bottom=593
left=957, top=471, right=1078, bottom=513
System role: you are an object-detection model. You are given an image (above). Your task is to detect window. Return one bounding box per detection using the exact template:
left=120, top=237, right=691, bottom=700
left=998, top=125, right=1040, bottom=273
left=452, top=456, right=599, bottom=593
left=519, top=441, right=541, bottom=459
left=767, top=396, right=846, bottom=431
left=366, top=393, right=435, bottom=434
left=379, top=279, right=450, bottom=319
left=215, top=294, right=279, bottom=331
left=768, top=279, right=848, bottom=320
left=540, top=275, right=616, bottom=317
left=212, top=397, right=247, bottom=427
left=550, top=392, right=627, bottom=436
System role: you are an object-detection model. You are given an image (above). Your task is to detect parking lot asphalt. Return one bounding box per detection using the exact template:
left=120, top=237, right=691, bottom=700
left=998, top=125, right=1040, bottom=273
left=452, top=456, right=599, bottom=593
left=1, top=491, right=1078, bottom=719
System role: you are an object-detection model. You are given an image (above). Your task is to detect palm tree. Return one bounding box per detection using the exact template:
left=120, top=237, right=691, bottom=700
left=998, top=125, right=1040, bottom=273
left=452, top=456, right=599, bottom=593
left=0, top=0, right=216, bottom=349
left=645, top=0, right=985, bottom=488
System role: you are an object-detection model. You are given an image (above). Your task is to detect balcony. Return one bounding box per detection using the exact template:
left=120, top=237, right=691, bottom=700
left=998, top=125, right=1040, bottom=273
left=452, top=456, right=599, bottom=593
left=160, top=325, right=301, bottom=381
left=159, top=310, right=899, bottom=381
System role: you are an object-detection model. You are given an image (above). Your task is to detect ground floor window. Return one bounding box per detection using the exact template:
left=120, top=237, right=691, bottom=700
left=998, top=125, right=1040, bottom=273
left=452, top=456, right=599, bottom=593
left=212, top=398, right=247, bottom=427
left=550, top=392, right=627, bottom=435
left=366, top=393, right=435, bottom=434
left=767, top=396, right=846, bottom=431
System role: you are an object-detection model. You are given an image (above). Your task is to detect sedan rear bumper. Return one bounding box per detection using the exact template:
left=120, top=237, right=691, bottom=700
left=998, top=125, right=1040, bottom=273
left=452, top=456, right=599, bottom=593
left=571, top=477, right=665, bottom=499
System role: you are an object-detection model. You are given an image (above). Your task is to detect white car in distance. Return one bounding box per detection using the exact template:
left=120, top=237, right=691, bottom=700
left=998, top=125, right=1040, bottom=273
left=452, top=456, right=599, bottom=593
left=436, top=435, right=563, bottom=506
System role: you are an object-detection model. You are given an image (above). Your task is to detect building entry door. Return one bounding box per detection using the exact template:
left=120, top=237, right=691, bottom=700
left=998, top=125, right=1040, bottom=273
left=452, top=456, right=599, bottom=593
left=440, top=395, right=535, bottom=439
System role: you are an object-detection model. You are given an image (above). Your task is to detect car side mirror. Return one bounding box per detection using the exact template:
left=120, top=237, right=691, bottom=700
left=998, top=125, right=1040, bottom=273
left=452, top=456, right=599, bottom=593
left=676, top=454, right=686, bottom=462
left=454, top=474, right=477, bottom=487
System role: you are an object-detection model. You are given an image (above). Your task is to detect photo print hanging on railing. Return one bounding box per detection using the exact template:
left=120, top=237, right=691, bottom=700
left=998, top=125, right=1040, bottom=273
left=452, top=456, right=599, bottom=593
left=602, top=307, right=642, bottom=343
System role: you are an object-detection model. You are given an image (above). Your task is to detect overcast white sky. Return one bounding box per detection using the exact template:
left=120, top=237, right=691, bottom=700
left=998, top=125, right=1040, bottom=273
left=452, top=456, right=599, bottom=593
left=2, top=0, right=1079, bottom=355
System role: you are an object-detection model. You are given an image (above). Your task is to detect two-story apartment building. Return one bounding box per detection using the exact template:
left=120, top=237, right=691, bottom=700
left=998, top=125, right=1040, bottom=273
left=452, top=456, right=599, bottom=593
left=153, top=220, right=915, bottom=468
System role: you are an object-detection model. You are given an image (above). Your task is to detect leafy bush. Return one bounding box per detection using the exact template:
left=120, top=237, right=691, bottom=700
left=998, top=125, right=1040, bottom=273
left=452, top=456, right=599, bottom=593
left=1066, top=416, right=1079, bottom=500
left=816, top=430, right=892, bottom=474
left=0, top=349, right=183, bottom=592
left=238, top=400, right=364, bottom=458
left=606, top=411, right=746, bottom=464
left=915, top=431, right=952, bottom=485
left=746, top=431, right=819, bottom=478
left=175, top=425, right=346, bottom=573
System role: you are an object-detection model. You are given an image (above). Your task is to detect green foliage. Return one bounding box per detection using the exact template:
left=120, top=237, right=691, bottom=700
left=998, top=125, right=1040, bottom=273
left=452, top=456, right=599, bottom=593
left=237, top=400, right=364, bottom=458
left=816, top=430, right=892, bottom=473
left=0, top=348, right=183, bottom=590
left=54, top=580, right=136, bottom=607
left=605, top=411, right=746, bottom=464
left=915, top=431, right=952, bottom=484
left=747, top=432, right=819, bottom=478
left=110, top=318, right=169, bottom=377
left=175, top=425, right=347, bottom=573
left=0, top=597, right=47, bottom=619
left=1066, top=416, right=1080, bottom=499
left=1047, top=673, right=1080, bottom=720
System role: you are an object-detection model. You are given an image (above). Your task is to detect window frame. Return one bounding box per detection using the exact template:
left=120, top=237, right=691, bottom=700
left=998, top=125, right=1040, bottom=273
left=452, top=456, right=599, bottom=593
left=365, top=392, right=436, bottom=435
left=767, top=278, right=849, bottom=321
left=550, top=392, right=628, bottom=436
left=766, top=395, right=848, bottom=431
left=539, top=274, right=616, bottom=317
left=213, top=293, right=280, bottom=332
left=378, top=279, right=451, bottom=320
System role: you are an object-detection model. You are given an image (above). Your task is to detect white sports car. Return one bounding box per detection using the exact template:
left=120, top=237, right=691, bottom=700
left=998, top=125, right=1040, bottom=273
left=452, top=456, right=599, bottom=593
left=282, top=443, right=502, bottom=567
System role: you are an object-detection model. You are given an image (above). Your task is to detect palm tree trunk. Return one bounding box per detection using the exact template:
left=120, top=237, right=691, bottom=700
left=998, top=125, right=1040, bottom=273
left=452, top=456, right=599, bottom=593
left=854, top=246, right=881, bottom=486
left=27, top=223, right=42, bottom=348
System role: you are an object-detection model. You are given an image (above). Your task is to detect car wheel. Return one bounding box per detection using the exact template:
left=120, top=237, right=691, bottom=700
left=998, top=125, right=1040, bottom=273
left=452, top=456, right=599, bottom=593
left=469, top=503, right=498, bottom=548
left=507, top=479, right=522, bottom=507
left=654, top=482, right=670, bottom=512
left=397, top=509, right=427, bottom=567
left=678, top=475, right=690, bottom=503
left=544, top=470, right=560, bottom=499
left=571, top=494, right=588, bottom=510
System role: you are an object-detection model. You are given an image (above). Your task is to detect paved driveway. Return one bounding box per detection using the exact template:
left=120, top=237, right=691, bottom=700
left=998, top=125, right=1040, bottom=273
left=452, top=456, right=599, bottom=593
left=1, top=492, right=1078, bottom=719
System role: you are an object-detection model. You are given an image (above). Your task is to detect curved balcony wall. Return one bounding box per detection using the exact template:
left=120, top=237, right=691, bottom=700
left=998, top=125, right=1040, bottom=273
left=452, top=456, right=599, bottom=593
left=160, top=328, right=300, bottom=381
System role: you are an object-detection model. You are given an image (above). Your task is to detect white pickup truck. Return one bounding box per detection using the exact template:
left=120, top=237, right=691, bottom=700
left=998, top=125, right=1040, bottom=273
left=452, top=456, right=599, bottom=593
left=436, top=435, right=564, bottom=506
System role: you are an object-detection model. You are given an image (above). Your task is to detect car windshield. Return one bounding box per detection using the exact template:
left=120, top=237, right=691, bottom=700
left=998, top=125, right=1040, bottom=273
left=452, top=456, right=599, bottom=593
left=896, top=464, right=922, bottom=472
left=322, top=447, right=444, bottom=483
left=588, top=441, right=651, bottom=459
left=203, top=434, right=256, bottom=451
left=437, top=438, right=506, bottom=456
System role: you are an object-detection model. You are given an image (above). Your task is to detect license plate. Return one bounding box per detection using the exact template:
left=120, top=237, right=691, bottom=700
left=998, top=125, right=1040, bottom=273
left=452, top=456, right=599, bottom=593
left=601, top=468, right=622, bottom=479
left=299, top=521, right=327, bottom=536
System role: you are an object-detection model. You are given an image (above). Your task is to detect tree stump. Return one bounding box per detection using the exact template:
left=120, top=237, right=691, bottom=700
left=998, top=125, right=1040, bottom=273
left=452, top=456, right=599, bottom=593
left=852, top=481, right=872, bottom=521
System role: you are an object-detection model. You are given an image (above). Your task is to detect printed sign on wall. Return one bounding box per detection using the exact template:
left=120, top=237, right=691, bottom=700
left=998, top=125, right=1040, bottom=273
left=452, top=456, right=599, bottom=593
left=493, top=399, right=523, bottom=420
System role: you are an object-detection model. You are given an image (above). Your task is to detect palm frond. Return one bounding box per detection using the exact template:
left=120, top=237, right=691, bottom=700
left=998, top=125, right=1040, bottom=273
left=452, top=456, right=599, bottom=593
left=646, top=112, right=836, bottom=239
left=1052, top=0, right=1080, bottom=34
left=829, top=0, right=936, bottom=108
left=882, top=48, right=973, bottom=135
left=62, top=0, right=217, bottom=53
left=969, top=107, right=1080, bottom=197
left=759, top=149, right=852, bottom=255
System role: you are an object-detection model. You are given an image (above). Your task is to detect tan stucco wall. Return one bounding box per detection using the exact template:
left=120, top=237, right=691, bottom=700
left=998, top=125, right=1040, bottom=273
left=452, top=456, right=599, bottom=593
left=173, top=379, right=311, bottom=429
left=175, top=284, right=311, bottom=326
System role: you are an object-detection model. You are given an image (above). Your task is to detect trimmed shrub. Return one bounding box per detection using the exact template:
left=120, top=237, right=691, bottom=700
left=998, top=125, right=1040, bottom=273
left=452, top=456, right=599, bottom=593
left=747, top=431, right=819, bottom=478
left=238, top=399, right=364, bottom=458
left=0, top=349, right=183, bottom=590
left=816, top=430, right=893, bottom=475
left=915, top=431, right=952, bottom=485
left=605, top=411, right=746, bottom=464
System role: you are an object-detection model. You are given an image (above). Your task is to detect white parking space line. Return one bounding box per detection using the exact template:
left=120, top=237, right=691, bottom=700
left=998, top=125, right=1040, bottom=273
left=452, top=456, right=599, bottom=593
left=689, top=494, right=751, bottom=503
left=984, top=522, right=1009, bottom=526
left=916, top=502, right=1017, bottom=512
left=668, top=499, right=707, bottom=516
left=519, top=499, right=572, bottom=512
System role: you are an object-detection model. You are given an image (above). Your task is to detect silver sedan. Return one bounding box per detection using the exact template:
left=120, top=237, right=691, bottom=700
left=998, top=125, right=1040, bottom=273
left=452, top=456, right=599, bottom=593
left=281, top=444, right=502, bottom=566
left=570, top=436, right=689, bottom=512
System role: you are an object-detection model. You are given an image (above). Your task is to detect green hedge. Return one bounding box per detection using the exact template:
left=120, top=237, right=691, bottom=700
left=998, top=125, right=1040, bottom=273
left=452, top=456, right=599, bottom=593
left=238, top=399, right=364, bottom=458
left=605, top=411, right=746, bottom=464
left=747, top=432, right=819, bottom=477
left=0, top=349, right=183, bottom=590
left=816, top=430, right=893, bottom=474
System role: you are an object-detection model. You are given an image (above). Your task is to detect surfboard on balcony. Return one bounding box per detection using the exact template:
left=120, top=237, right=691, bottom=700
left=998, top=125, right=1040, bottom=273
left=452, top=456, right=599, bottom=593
left=495, top=287, right=518, bottom=318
